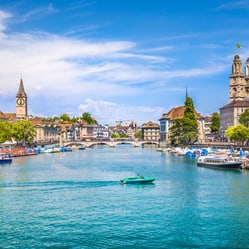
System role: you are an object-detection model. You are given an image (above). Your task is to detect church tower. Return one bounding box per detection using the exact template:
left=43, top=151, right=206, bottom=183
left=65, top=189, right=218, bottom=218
left=229, top=54, right=246, bottom=102
left=244, top=57, right=249, bottom=94
left=16, top=78, right=27, bottom=119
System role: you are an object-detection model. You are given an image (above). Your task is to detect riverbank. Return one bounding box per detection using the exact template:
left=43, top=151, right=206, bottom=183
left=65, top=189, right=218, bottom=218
left=191, top=142, right=249, bottom=151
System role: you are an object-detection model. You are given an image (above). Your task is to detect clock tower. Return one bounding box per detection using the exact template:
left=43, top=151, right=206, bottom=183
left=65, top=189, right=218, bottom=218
left=16, top=78, right=27, bottom=119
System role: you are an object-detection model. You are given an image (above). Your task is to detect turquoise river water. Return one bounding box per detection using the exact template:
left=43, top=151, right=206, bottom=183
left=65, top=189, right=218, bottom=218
left=1, top=145, right=249, bottom=249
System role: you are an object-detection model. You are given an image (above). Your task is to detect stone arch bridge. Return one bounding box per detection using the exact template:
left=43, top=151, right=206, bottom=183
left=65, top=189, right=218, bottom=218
left=64, top=140, right=159, bottom=148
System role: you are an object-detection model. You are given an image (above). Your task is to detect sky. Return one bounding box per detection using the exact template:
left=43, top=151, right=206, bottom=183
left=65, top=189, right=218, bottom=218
left=0, top=0, right=249, bottom=125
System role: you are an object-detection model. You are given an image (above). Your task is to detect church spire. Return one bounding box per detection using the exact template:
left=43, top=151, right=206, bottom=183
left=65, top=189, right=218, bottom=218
left=16, top=78, right=27, bottom=119
left=16, top=78, right=27, bottom=97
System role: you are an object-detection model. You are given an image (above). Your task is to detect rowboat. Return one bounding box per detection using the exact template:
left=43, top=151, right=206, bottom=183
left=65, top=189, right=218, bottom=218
left=120, top=175, right=155, bottom=184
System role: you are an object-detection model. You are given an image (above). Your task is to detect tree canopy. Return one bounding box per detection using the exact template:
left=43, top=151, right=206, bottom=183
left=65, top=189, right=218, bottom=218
left=81, top=112, right=98, bottom=125
left=210, top=112, right=220, bottom=133
left=135, top=129, right=142, bottom=139
left=184, top=97, right=196, bottom=120
left=60, top=114, right=71, bottom=122
left=169, top=97, right=198, bottom=145
left=239, top=108, right=249, bottom=127
left=225, top=124, right=249, bottom=143
left=12, top=120, right=36, bottom=145
left=0, top=121, right=12, bottom=143
left=0, top=120, right=36, bottom=145
left=48, top=112, right=99, bottom=124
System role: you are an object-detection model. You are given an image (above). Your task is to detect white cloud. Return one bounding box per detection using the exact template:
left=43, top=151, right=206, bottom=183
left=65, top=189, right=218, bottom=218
left=215, top=0, right=249, bottom=11
left=0, top=9, right=229, bottom=123
left=0, top=10, right=11, bottom=38
left=20, top=3, right=58, bottom=22
left=0, top=27, right=224, bottom=98
left=78, top=98, right=165, bottom=124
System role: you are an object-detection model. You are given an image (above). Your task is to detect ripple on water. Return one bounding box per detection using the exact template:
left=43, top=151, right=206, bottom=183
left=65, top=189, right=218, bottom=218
left=1, top=148, right=249, bottom=249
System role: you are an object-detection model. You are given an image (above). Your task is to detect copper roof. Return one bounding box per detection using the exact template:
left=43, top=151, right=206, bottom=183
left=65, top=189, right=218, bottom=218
left=204, top=116, right=212, bottom=122
left=29, top=117, right=47, bottom=126
left=220, top=100, right=249, bottom=110
left=160, top=106, right=203, bottom=120
left=142, top=121, right=159, bottom=128
left=57, top=122, right=73, bottom=132
left=0, top=112, right=16, bottom=122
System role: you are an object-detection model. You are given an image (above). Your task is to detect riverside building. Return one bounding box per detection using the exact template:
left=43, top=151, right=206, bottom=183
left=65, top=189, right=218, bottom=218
left=0, top=79, right=104, bottom=144
left=220, top=54, right=249, bottom=139
left=159, top=104, right=205, bottom=147
left=141, top=121, right=160, bottom=142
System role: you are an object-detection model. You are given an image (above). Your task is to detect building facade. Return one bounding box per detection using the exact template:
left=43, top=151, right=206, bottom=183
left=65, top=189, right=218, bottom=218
left=30, top=117, right=61, bottom=143
left=159, top=106, right=205, bottom=147
left=141, top=121, right=160, bottom=141
left=220, top=100, right=249, bottom=138
left=92, top=125, right=110, bottom=140
left=220, top=54, right=249, bottom=137
left=0, top=79, right=95, bottom=144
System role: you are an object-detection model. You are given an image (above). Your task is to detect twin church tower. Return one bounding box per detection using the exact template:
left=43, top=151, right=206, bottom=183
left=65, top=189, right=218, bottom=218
left=230, top=54, right=249, bottom=102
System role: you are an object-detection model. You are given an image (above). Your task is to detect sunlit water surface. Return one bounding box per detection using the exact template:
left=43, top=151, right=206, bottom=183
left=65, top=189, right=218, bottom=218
left=1, top=145, right=249, bottom=249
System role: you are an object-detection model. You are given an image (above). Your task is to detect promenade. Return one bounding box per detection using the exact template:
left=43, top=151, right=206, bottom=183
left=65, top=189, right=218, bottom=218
left=193, top=142, right=249, bottom=151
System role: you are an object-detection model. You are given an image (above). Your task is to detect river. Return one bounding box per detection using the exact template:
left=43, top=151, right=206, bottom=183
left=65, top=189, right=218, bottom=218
left=1, top=145, right=249, bottom=248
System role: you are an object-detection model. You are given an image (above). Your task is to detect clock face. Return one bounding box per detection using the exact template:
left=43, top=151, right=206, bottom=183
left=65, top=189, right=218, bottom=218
left=16, top=98, right=25, bottom=105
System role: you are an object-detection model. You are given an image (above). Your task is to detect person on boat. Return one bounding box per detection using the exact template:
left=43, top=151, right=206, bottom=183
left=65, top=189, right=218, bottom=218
left=137, top=173, right=144, bottom=179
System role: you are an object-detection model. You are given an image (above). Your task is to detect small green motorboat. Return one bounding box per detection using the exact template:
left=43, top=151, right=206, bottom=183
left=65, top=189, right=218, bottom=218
left=120, top=175, right=155, bottom=184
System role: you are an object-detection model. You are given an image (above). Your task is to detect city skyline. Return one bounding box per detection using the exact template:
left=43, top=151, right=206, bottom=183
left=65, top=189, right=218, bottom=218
left=0, top=0, right=249, bottom=125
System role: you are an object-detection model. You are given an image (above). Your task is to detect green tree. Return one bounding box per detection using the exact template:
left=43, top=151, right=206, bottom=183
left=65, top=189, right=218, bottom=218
left=71, top=116, right=79, bottom=123
left=184, top=97, right=196, bottom=120
left=0, top=121, right=13, bottom=142
left=81, top=112, right=98, bottom=125
left=50, top=116, right=60, bottom=121
left=169, top=97, right=198, bottom=145
left=169, top=118, right=182, bottom=145
left=135, top=129, right=142, bottom=139
left=119, top=133, right=129, bottom=138
left=225, top=124, right=249, bottom=143
left=111, top=133, right=120, bottom=139
left=210, top=112, right=220, bottom=133
left=239, top=108, right=249, bottom=127
left=12, top=120, right=36, bottom=145
left=60, top=114, right=71, bottom=122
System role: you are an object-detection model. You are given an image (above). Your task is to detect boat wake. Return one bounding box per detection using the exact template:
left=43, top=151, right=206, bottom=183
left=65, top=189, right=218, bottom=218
left=0, top=180, right=120, bottom=190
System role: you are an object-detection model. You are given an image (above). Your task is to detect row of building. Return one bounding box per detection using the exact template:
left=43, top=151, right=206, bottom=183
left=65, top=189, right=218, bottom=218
left=1, top=53, right=249, bottom=146
left=1, top=79, right=159, bottom=144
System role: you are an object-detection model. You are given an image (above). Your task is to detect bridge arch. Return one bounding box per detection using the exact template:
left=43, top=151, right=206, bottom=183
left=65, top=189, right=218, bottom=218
left=63, top=140, right=159, bottom=148
left=140, top=141, right=159, bottom=146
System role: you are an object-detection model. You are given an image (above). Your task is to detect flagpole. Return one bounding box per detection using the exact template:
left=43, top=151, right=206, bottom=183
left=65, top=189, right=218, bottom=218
left=236, top=43, right=241, bottom=54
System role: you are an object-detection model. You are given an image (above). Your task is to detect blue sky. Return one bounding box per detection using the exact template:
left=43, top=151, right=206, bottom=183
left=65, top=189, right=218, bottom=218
left=0, top=0, right=249, bottom=125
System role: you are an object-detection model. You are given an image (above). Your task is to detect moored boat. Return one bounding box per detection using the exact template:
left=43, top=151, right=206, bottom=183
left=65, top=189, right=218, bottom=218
left=120, top=175, right=155, bottom=184
left=197, top=156, right=242, bottom=170
left=0, top=153, right=12, bottom=164
left=11, top=148, right=38, bottom=157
